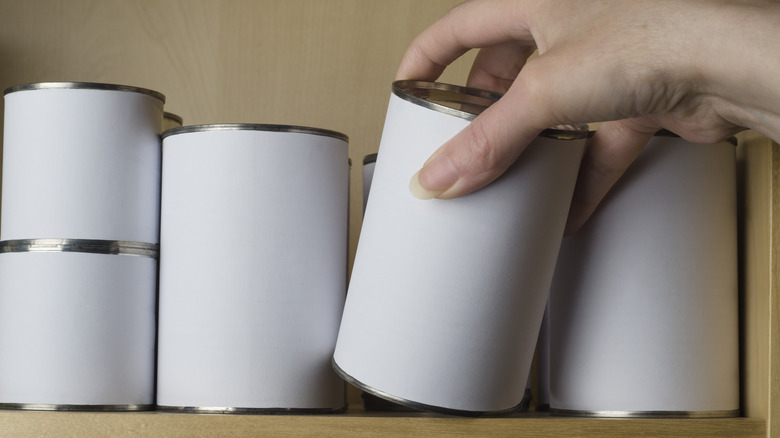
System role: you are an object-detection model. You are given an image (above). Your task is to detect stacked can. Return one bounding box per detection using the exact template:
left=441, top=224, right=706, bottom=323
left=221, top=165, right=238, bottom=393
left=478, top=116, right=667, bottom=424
left=334, top=81, right=588, bottom=416
left=156, top=124, right=349, bottom=413
left=0, top=82, right=164, bottom=410
left=163, top=112, right=184, bottom=132
left=361, top=153, right=377, bottom=215
left=549, top=131, right=739, bottom=417
left=361, top=150, right=536, bottom=413
left=535, top=301, right=551, bottom=411
left=358, top=151, right=419, bottom=413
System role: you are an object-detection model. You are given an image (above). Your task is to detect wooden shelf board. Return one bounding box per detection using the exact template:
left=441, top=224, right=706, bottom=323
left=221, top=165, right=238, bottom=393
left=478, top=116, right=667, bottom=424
left=0, top=409, right=766, bottom=438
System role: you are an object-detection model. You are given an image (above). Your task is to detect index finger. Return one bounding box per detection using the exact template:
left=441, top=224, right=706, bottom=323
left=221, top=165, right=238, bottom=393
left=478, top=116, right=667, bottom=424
left=395, top=0, right=538, bottom=81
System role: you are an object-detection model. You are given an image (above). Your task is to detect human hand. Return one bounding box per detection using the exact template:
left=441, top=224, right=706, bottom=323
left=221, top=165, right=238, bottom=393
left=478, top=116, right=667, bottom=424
left=399, top=0, right=780, bottom=234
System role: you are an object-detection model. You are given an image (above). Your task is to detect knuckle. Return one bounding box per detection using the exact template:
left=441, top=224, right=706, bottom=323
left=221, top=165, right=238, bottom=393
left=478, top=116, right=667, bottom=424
left=462, top=120, right=502, bottom=176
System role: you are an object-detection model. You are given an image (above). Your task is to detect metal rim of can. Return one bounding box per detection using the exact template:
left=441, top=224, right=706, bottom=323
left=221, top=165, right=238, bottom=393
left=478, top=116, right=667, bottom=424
left=154, top=405, right=347, bottom=415
left=161, top=123, right=349, bottom=143
left=331, top=359, right=525, bottom=417
left=3, top=82, right=166, bottom=104
left=392, top=80, right=588, bottom=140
left=0, top=238, right=159, bottom=259
left=363, top=153, right=378, bottom=165
left=0, top=403, right=154, bottom=412
left=549, top=407, right=740, bottom=419
left=163, top=112, right=184, bottom=125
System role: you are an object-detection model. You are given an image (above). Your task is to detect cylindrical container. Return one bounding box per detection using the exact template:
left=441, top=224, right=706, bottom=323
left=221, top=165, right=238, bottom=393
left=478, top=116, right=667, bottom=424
left=1, top=82, right=164, bottom=243
left=0, top=239, right=158, bottom=410
left=157, top=124, right=349, bottom=413
left=333, top=81, right=588, bottom=416
left=163, top=111, right=184, bottom=132
left=549, top=132, right=739, bottom=417
left=535, top=300, right=551, bottom=410
left=359, top=150, right=419, bottom=413
left=362, top=153, right=377, bottom=214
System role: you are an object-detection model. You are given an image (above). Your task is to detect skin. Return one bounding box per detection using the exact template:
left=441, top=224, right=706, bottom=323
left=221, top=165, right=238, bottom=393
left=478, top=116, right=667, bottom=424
left=399, top=0, right=780, bottom=234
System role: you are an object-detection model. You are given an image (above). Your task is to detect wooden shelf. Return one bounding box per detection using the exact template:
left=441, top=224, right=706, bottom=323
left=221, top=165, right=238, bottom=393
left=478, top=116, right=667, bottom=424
left=0, top=409, right=766, bottom=438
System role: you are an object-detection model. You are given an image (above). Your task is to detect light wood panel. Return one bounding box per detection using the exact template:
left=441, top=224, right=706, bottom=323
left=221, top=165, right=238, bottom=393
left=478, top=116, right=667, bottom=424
left=736, top=132, right=779, bottom=438
left=773, top=143, right=779, bottom=438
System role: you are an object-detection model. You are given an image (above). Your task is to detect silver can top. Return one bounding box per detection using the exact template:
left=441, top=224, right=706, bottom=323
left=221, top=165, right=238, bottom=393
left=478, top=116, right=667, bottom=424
left=163, top=112, right=184, bottom=125
left=363, top=153, right=378, bottom=165
left=392, top=80, right=588, bottom=140
left=392, top=80, right=501, bottom=121
left=3, top=81, right=166, bottom=103
left=161, top=123, right=349, bottom=143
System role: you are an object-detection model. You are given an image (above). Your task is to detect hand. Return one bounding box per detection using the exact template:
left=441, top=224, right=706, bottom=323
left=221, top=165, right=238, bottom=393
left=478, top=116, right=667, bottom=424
left=398, top=0, right=780, bottom=234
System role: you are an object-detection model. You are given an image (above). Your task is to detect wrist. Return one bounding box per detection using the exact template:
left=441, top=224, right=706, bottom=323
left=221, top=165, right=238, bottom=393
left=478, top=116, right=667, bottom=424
left=694, top=1, right=780, bottom=141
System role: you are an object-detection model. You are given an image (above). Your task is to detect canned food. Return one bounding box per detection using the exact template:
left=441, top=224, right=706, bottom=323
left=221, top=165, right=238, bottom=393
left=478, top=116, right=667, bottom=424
left=549, top=131, right=739, bottom=417
left=157, top=124, right=349, bottom=413
left=2, top=82, right=164, bottom=243
left=362, top=153, right=377, bottom=214
left=0, top=238, right=158, bottom=411
left=333, top=81, right=587, bottom=416
left=163, top=111, right=184, bottom=132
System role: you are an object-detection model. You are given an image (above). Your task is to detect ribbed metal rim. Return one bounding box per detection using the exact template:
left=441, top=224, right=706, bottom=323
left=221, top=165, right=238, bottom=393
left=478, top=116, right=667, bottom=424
left=392, top=80, right=500, bottom=121
left=550, top=407, right=740, bottom=418
left=392, top=80, right=588, bottom=140
left=161, top=123, right=349, bottom=143
left=363, top=153, right=378, bottom=165
left=332, top=359, right=525, bottom=417
left=0, top=238, right=159, bottom=259
left=3, top=82, right=165, bottom=103
left=155, top=404, right=346, bottom=415
left=0, top=403, right=154, bottom=412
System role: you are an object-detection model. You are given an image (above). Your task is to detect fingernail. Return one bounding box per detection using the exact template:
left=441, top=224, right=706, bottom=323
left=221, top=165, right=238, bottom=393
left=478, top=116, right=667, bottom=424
left=409, top=154, right=459, bottom=200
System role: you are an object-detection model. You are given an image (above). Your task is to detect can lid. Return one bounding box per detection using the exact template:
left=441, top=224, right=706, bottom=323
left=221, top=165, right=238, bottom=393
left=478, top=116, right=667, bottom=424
left=163, top=112, right=184, bottom=125
left=3, top=82, right=166, bottom=103
left=363, top=153, right=378, bottom=165
left=0, top=238, right=159, bottom=259
left=392, top=80, right=588, bottom=140
left=392, top=80, right=500, bottom=121
left=161, top=123, right=349, bottom=143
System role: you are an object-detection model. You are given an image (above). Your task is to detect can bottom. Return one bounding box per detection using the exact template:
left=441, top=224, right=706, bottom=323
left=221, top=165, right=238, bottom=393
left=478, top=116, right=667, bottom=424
left=535, top=403, right=550, bottom=412
left=361, top=391, right=420, bottom=412
left=332, top=358, right=527, bottom=417
left=155, top=405, right=346, bottom=415
left=0, top=403, right=153, bottom=412
left=550, top=407, right=740, bottom=418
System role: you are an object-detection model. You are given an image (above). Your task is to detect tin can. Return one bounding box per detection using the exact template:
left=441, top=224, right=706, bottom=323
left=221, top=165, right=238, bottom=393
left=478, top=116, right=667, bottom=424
left=0, top=239, right=158, bottom=410
left=163, top=111, right=184, bottom=132
left=333, top=81, right=588, bottom=416
left=359, top=150, right=420, bottom=413
left=1, top=82, right=164, bottom=243
left=362, top=153, right=377, bottom=214
left=549, top=132, right=739, bottom=417
left=156, top=124, right=349, bottom=413
left=535, top=301, right=551, bottom=410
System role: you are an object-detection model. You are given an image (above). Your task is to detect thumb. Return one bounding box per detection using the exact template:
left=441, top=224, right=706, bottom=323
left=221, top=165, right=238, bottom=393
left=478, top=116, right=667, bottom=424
left=408, top=79, right=549, bottom=200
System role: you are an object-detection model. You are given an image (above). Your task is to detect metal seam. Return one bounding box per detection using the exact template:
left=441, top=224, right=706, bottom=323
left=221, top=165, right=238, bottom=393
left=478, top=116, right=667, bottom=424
left=0, top=238, right=159, bottom=259
left=3, top=82, right=165, bottom=103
